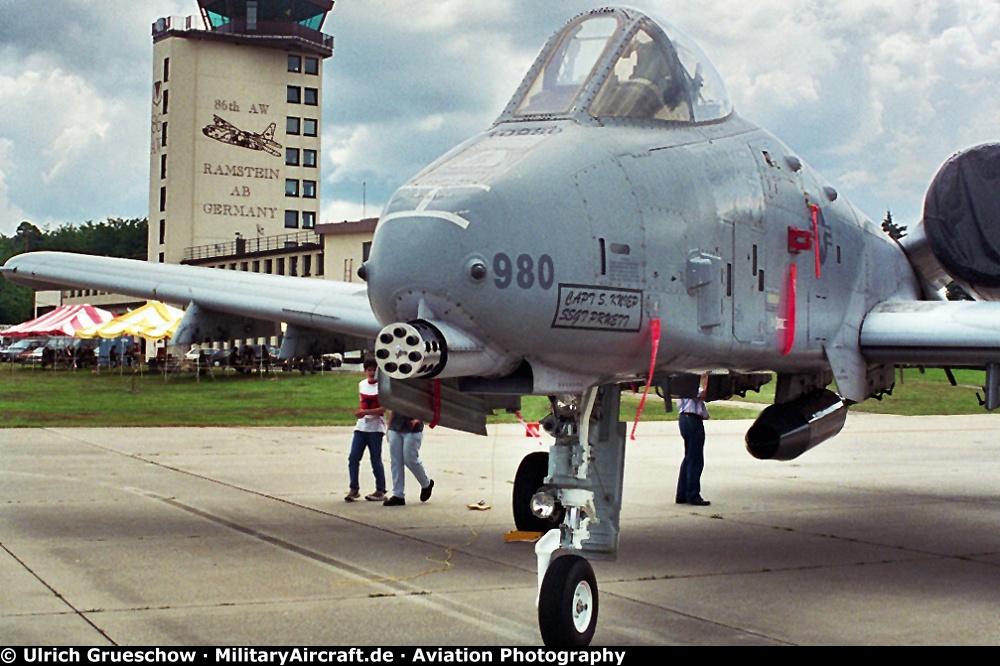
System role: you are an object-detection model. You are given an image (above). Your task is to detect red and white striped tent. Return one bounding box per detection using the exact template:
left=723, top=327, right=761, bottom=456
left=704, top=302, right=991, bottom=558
left=4, top=304, right=115, bottom=337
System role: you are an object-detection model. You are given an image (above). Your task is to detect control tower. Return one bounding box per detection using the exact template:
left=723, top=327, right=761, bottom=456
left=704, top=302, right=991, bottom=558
left=150, top=1, right=334, bottom=271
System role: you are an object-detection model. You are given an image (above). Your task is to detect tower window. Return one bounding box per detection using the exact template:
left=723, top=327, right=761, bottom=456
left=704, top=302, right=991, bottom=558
left=284, top=210, right=299, bottom=228
left=304, top=88, right=318, bottom=105
left=287, top=86, right=301, bottom=104
left=286, top=117, right=300, bottom=135
left=303, top=118, right=317, bottom=136
left=303, top=149, right=317, bottom=167
left=285, top=148, right=299, bottom=166
left=304, top=57, right=319, bottom=75
left=288, top=54, right=302, bottom=73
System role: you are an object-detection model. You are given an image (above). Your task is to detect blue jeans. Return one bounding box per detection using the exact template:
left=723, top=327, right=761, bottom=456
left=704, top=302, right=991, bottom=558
left=676, top=414, right=705, bottom=501
left=348, top=430, right=385, bottom=492
left=388, top=429, right=430, bottom=498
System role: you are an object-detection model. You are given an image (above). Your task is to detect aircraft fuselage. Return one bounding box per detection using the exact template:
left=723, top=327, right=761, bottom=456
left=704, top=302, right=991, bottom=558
left=367, top=114, right=918, bottom=394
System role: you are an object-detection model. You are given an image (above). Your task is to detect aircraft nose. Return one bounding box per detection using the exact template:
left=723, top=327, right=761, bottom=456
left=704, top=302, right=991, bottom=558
left=365, top=213, right=470, bottom=320
left=364, top=182, right=504, bottom=324
left=364, top=208, right=518, bottom=380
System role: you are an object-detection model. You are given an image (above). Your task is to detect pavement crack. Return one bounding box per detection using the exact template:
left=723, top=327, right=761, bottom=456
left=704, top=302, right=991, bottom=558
left=0, top=541, right=118, bottom=645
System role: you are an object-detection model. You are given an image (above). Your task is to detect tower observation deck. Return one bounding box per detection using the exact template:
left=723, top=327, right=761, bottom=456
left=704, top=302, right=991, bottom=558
left=153, top=0, right=334, bottom=57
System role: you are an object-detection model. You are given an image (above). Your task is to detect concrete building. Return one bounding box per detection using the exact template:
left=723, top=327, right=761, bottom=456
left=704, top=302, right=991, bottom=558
left=318, top=217, right=376, bottom=282
left=52, top=1, right=380, bottom=338
left=151, top=0, right=334, bottom=268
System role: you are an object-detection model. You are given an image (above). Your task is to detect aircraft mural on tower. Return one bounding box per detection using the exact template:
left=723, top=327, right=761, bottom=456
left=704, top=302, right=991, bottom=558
left=5, top=6, right=1000, bottom=647
left=202, top=115, right=282, bottom=157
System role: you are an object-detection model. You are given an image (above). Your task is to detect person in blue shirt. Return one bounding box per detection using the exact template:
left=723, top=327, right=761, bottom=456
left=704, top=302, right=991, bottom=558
left=676, top=376, right=711, bottom=506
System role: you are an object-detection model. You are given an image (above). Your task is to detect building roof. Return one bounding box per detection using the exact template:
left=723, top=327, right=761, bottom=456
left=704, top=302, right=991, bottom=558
left=316, top=218, right=378, bottom=236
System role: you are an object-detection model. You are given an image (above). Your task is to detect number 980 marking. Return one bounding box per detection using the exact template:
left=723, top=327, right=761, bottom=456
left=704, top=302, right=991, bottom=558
left=493, top=253, right=554, bottom=290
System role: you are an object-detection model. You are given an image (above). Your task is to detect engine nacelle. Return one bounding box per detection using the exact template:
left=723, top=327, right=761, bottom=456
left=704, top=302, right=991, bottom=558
left=745, top=389, right=847, bottom=461
left=901, top=143, right=1000, bottom=300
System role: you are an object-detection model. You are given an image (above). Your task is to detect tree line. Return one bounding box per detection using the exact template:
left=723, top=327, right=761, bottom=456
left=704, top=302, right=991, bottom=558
left=1, top=218, right=148, bottom=325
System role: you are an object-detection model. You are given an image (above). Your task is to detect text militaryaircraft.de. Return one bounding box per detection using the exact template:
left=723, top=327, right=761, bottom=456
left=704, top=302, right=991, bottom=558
left=5, top=7, right=1000, bottom=646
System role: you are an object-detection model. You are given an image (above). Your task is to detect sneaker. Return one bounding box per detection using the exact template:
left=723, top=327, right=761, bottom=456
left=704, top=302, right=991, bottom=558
left=420, top=479, right=435, bottom=502
left=344, top=489, right=360, bottom=502
left=383, top=495, right=406, bottom=506
left=365, top=490, right=387, bottom=501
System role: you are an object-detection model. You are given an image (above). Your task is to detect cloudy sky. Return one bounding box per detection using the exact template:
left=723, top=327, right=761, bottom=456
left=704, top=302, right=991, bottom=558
left=1, top=0, right=997, bottom=238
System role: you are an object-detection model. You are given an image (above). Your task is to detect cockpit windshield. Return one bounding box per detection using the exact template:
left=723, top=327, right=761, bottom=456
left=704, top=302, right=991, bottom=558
left=591, top=27, right=693, bottom=122
left=513, top=15, right=620, bottom=116
left=509, top=9, right=732, bottom=124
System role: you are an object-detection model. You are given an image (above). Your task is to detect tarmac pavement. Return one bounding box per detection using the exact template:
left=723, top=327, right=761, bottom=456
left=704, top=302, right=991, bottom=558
left=2, top=414, right=999, bottom=645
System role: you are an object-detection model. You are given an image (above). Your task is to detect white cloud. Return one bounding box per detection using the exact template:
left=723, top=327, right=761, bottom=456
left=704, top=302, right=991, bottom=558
left=658, top=0, right=1000, bottom=225
left=0, top=138, right=25, bottom=230
left=1, top=0, right=997, bottom=238
left=321, top=198, right=373, bottom=225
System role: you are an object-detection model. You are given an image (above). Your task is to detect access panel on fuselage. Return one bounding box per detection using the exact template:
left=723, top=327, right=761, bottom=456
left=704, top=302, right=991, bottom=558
left=572, top=157, right=646, bottom=289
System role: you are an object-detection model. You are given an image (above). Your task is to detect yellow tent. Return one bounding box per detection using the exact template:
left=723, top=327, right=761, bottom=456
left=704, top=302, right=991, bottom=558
left=77, top=302, right=184, bottom=341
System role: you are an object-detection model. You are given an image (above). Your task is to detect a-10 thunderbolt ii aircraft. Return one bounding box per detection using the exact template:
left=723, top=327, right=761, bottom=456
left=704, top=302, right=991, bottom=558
left=5, top=6, right=1000, bottom=646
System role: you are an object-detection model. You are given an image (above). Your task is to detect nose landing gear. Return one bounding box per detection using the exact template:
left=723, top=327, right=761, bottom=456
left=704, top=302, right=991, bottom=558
left=514, top=384, right=626, bottom=646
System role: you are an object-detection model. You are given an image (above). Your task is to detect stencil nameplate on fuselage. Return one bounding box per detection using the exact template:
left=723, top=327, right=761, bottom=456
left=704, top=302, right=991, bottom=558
left=552, top=284, right=643, bottom=332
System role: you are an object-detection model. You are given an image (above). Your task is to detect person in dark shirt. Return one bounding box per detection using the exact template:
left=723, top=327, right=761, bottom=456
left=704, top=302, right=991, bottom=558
left=382, top=412, right=434, bottom=507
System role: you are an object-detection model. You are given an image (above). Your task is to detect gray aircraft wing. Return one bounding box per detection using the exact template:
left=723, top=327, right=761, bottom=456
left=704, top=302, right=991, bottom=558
left=860, top=300, right=1000, bottom=366
left=1, top=251, right=379, bottom=353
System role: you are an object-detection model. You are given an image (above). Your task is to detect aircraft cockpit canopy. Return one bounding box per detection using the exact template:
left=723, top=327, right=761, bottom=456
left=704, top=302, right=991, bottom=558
left=508, top=8, right=732, bottom=125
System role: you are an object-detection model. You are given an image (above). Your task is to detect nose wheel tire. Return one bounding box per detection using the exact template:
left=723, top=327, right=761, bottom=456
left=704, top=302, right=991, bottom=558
left=513, top=452, right=564, bottom=532
left=538, top=554, right=598, bottom=647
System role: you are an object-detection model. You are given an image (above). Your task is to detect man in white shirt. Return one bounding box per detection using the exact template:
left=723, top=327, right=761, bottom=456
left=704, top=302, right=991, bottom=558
left=345, top=358, right=387, bottom=502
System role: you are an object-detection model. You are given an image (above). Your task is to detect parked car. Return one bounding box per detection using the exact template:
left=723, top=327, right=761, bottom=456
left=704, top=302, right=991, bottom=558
left=1, top=338, right=47, bottom=362
left=21, top=346, right=47, bottom=364
left=184, top=345, right=229, bottom=367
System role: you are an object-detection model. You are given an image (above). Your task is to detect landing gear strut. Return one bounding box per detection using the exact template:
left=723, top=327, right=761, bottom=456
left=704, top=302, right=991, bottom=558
left=522, top=384, right=626, bottom=646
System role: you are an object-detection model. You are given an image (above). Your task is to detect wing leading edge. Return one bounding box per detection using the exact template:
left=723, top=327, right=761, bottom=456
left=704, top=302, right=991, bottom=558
left=860, top=300, right=1000, bottom=366
left=2, top=251, right=381, bottom=350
